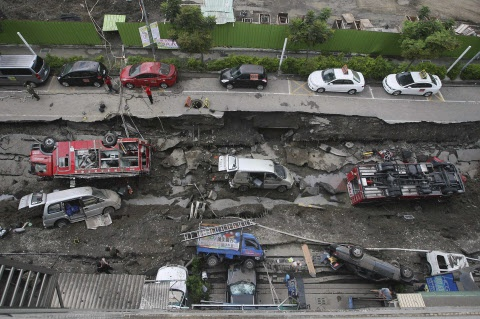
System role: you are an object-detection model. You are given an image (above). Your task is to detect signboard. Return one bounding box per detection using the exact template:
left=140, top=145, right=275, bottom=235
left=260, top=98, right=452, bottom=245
left=139, top=26, right=151, bottom=47
left=156, top=39, right=179, bottom=49
left=197, top=231, right=240, bottom=250
left=426, top=273, right=459, bottom=292
left=150, top=22, right=161, bottom=43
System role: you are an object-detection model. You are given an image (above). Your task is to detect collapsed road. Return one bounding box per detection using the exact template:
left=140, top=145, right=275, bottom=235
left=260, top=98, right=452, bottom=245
left=0, top=111, right=479, bottom=280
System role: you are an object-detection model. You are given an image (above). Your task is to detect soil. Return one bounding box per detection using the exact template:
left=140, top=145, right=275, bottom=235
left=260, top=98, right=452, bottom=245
left=0, top=114, right=479, bottom=281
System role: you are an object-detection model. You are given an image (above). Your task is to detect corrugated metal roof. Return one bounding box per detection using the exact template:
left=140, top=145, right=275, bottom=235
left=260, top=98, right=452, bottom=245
left=102, top=15, right=126, bottom=31
left=201, top=0, right=235, bottom=24
left=139, top=282, right=170, bottom=309
left=51, top=273, right=145, bottom=309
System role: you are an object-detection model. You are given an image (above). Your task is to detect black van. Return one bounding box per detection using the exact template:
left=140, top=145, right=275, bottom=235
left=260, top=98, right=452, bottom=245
left=57, top=61, right=108, bottom=87
left=219, top=64, right=268, bottom=90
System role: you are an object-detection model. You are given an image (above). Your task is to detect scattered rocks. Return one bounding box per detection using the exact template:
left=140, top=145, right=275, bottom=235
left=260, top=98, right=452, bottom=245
left=161, top=149, right=186, bottom=168
left=285, top=147, right=309, bottom=166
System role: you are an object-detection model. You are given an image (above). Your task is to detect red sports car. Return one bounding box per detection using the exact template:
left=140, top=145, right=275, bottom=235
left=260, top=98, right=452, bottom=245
left=120, top=62, right=177, bottom=89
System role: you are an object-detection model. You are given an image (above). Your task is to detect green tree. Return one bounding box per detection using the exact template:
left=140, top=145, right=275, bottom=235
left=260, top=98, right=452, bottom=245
left=161, top=0, right=181, bottom=23
left=170, top=6, right=216, bottom=62
left=288, top=9, right=334, bottom=58
left=400, top=7, right=459, bottom=70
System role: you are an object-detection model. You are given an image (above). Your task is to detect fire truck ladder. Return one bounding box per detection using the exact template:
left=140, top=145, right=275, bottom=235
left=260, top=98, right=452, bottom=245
left=180, top=219, right=256, bottom=242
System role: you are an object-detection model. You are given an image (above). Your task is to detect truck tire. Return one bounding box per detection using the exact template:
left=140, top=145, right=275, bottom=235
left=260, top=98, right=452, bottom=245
left=42, top=137, right=56, bottom=153
left=244, top=258, right=255, bottom=270
left=102, top=132, right=117, bottom=147
left=349, top=246, right=364, bottom=259
left=103, top=206, right=115, bottom=215
left=277, top=185, right=287, bottom=193
left=400, top=266, right=414, bottom=279
left=238, top=185, right=249, bottom=192
left=55, top=219, right=69, bottom=228
left=424, top=262, right=432, bottom=275
left=207, top=255, right=219, bottom=267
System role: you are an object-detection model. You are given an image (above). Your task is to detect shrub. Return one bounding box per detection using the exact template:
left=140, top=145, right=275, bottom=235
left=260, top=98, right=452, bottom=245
left=125, top=55, right=155, bottom=65
left=186, top=258, right=210, bottom=304
left=446, top=64, right=462, bottom=80
left=45, top=54, right=86, bottom=74
left=410, top=62, right=447, bottom=79
left=460, top=64, right=480, bottom=80
left=186, top=57, right=206, bottom=71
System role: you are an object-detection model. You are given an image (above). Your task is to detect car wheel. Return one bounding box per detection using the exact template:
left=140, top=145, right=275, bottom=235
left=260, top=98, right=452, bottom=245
left=160, top=82, right=168, bottom=89
left=93, top=82, right=101, bottom=88
left=207, top=255, right=218, bottom=267
left=244, top=258, right=255, bottom=270
left=257, top=84, right=265, bottom=90
left=226, top=84, right=234, bottom=90
left=55, top=219, right=69, bottom=228
left=42, top=137, right=56, bottom=153
left=392, top=90, right=401, bottom=96
left=125, top=83, right=135, bottom=89
left=347, top=89, right=357, bottom=95
left=316, top=88, right=326, bottom=93
left=349, top=246, right=364, bottom=259
left=423, top=92, right=433, bottom=97
left=103, top=206, right=115, bottom=215
left=391, top=260, right=400, bottom=268
left=238, top=185, right=249, bottom=192
left=61, top=81, right=70, bottom=87
left=400, top=266, right=414, bottom=279
left=424, top=262, right=432, bottom=275
left=102, top=132, right=118, bottom=147
left=277, top=185, right=287, bottom=193
left=26, top=82, right=37, bottom=88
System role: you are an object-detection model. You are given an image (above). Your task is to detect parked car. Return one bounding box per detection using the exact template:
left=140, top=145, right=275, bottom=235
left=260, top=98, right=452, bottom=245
left=382, top=71, right=442, bottom=97
left=329, top=244, right=416, bottom=284
left=18, top=187, right=121, bottom=228
left=57, top=61, right=108, bottom=87
left=120, top=62, right=177, bottom=89
left=307, top=67, right=365, bottom=94
left=227, top=266, right=256, bottom=304
left=219, top=64, right=267, bottom=90
left=0, top=54, right=50, bottom=87
left=155, top=265, right=188, bottom=308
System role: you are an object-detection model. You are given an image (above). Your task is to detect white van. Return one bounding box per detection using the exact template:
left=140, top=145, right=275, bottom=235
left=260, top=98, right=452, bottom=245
left=0, top=55, right=51, bottom=87
left=18, top=187, right=121, bottom=228
left=218, top=155, right=294, bottom=192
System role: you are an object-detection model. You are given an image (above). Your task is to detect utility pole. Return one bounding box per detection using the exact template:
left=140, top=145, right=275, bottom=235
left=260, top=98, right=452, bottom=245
left=139, top=0, right=156, bottom=60
left=17, top=32, right=37, bottom=55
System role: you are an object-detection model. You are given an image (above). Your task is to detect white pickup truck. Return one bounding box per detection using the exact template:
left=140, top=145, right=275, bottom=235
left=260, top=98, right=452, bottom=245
left=425, top=250, right=470, bottom=276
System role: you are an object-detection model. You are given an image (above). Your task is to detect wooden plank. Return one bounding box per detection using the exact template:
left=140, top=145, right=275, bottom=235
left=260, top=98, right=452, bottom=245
left=301, top=244, right=316, bottom=278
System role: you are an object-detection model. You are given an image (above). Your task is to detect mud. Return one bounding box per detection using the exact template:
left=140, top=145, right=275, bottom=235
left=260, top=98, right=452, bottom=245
left=0, top=114, right=479, bottom=278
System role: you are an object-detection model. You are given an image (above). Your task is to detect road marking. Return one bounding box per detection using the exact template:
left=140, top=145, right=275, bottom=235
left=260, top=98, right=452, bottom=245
left=369, top=86, right=374, bottom=99
left=288, top=79, right=291, bottom=94
left=435, top=91, right=445, bottom=102
left=290, top=80, right=311, bottom=95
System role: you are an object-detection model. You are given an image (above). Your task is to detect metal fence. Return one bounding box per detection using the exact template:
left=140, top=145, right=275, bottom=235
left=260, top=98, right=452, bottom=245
left=0, top=20, right=102, bottom=45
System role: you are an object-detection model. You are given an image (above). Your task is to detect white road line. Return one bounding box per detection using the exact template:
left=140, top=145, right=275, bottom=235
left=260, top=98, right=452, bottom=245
left=288, top=79, right=291, bottom=94
left=369, top=86, right=374, bottom=99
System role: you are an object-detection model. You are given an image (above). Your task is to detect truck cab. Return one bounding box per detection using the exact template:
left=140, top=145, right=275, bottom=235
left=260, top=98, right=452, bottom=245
left=218, top=155, right=294, bottom=192
left=425, top=251, right=470, bottom=275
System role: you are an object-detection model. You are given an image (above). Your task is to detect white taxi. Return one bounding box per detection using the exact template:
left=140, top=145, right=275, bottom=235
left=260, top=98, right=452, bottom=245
left=308, top=66, right=365, bottom=94
left=383, top=71, right=442, bottom=97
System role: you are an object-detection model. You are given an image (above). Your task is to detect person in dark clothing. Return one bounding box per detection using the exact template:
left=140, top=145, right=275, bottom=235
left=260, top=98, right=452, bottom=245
left=144, top=86, right=153, bottom=104
left=104, top=76, right=118, bottom=93
left=96, top=258, right=113, bottom=274
left=26, top=84, right=40, bottom=101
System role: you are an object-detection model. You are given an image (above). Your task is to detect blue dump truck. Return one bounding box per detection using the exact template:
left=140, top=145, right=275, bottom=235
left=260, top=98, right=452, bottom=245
left=197, top=230, right=264, bottom=269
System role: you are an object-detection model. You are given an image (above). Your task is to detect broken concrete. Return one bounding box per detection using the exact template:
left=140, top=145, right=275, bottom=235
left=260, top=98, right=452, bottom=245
left=161, top=148, right=186, bottom=167
left=457, top=149, right=480, bottom=162
left=438, top=151, right=450, bottom=162
left=184, top=149, right=208, bottom=170
left=286, top=147, right=309, bottom=166
left=448, top=153, right=458, bottom=164
left=294, top=194, right=337, bottom=207
left=320, top=144, right=350, bottom=157
left=156, top=136, right=183, bottom=151
left=308, top=151, right=345, bottom=172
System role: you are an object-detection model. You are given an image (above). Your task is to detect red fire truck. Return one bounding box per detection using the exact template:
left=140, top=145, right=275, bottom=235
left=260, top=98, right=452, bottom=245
left=346, top=158, right=465, bottom=206
left=29, top=133, right=152, bottom=180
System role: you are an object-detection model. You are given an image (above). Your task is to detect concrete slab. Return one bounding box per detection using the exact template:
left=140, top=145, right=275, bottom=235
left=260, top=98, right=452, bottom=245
left=156, top=136, right=183, bottom=151
left=308, top=151, right=345, bottom=172
left=438, top=151, right=449, bottom=162
left=184, top=149, right=206, bottom=170
left=320, top=144, right=350, bottom=157
left=448, top=153, right=458, bottom=164
left=161, top=148, right=186, bottom=167
left=455, top=236, right=480, bottom=255
left=457, top=149, right=480, bottom=162
left=294, top=194, right=336, bottom=207
left=286, top=147, right=309, bottom=166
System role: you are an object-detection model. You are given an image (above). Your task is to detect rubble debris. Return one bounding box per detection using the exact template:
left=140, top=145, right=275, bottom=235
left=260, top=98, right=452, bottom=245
left=185, top=149, right=208, bottom=170
left=308, top=151, right=345, bottom=172
left=457, top=149, right=480, bottom=162
left=156, top=136, right=183, bottom=151
left=86, top=213, right=112, bottom=230
left=161, top=148, right=186, bottom=167
left=207, top=190, right=218, bottom=200
left=438, top=151, right=449, bottom=162
left=286, top=147, right=309, bottom=166
left=345, top=142, right=354, bottom=149
left=320, top=144, right=349, bottom=157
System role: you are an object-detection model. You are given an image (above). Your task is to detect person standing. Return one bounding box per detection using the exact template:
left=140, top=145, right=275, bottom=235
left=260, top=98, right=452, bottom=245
left=104, top=76, right=118, bottom=94
left=96, top=258, right=113, bottom=274
left=144, top=85, right=153, bottom=104
left=26, top=84, right=40, bottom=101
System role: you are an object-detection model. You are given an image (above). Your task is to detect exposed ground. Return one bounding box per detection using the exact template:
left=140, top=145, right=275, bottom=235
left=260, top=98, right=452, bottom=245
left=0, top=114, right=479, bottom=282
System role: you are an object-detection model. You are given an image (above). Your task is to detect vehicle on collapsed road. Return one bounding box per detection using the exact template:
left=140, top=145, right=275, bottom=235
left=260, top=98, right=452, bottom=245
left=346, top=157, right=465, bottom=206
left=329, top=244, right=417, bottom=284
left=29, top=133, right=152, bottom=180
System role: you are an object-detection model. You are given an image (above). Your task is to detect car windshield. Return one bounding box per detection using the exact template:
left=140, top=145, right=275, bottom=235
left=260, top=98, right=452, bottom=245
left=33, top=56, right=44, bottom=73
left=159, top=63, right=171, bottom=75
left=230, top=282, right=255, bottom=295
left=129, top=64, right=142, bottom=77
left=352, top=70, right=361, bottom=83
left=231, top=66, right=241, bottom=77
left=274, top=165, right=286, bottom=179
left=430, top=74, right=437, bottom=85
left=168, top=289, right=184, bottom=306
left=396, top=73, right=414, bottom=86
left=321, top=69, right=336, bottom=82
left=91, top=187, right=108, bottom=199
left=61, top=63, right=74, bottom=75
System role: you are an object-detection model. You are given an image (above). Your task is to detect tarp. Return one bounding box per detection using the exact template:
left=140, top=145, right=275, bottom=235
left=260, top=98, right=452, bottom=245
left=426, top=273, right=459, bottom=292
left=102, top=15, right=126, bottom=31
